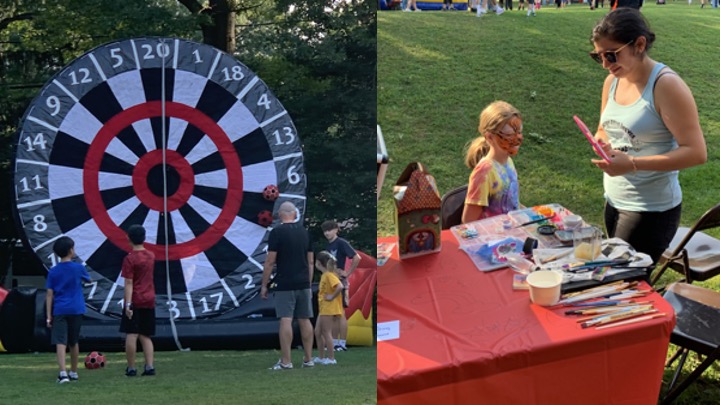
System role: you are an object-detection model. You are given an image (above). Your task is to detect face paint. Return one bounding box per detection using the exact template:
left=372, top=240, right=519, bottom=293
left=492, top=130, right=523, bottom=156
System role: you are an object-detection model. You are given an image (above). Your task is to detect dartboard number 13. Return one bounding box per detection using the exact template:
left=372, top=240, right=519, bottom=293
left=13, top=38, right=306, bottom=320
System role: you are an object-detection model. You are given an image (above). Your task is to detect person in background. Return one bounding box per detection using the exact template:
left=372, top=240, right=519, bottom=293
left=588, top=8, right=706, bottom=266
left=46, top=236, right=91, bottom=384
left=321, top=220, right=361, bottom=352
left=462, top=101, right=523, bottom=223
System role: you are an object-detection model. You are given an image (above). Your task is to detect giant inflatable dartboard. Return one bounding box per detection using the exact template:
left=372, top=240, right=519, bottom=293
left=12, top=38, right=306, bottom=320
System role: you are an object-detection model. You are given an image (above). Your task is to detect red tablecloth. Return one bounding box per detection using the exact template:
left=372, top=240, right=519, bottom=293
left=377, top=232, right=675, bottom=405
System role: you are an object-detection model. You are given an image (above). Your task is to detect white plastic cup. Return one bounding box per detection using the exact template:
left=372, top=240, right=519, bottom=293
left=526, top=270, right=563, bottom=306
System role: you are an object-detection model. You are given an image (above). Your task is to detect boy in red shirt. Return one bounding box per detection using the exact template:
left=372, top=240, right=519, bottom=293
left=119, top=224, right=156, bottom=377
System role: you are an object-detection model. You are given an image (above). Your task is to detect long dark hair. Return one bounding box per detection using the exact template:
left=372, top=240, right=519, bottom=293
left=591, top=8, right=656, bottom=53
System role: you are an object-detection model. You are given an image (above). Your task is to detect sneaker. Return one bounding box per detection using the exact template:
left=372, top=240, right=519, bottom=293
left=335, top=345, right=348, bottom=352
left=312, top=357, right=324, bottom=363
left=68, top=371, right=78, bottom=381
left=496, top=6, right=505, bottom=14
left=269, top=360, right=293, bottom=370
left=403, top=7, right=411, bottom=11
left=324, top=358, right=338, bottom=365
left=414, top=8, right=422, bottom=11
left=141, top=368, right=156, bottom=376
left=476, top=6, right=487, bottom=15
left=57, top=374, right=70, bottom=384
left=302, top=360, right=314, bottom=368
left=125, top=368, right=137, bottom=377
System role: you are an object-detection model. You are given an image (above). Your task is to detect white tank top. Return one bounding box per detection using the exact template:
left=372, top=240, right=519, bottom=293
left=600, top=62, right=681, bottom=212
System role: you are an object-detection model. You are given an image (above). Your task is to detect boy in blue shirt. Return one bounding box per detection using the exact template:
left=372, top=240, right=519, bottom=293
left=45, top=236, right=91, bottom=383
left=321, top=220, right=361, bottom=351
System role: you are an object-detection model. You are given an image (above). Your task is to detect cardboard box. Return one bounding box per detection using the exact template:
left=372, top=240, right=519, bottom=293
left=393, top=162, right=442, bottom=259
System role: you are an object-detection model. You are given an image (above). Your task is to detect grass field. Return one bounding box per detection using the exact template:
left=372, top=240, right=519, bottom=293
left=0, top=347, right=377, bottom=405
left=378, top=3, right=719, bottom=404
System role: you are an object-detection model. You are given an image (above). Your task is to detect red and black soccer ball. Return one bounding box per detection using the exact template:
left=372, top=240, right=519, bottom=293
left=84, top=351, right=106, bottom=369
left=257, top=210, right=273, bottom=227
left=262, top=185, right=280, bottom=201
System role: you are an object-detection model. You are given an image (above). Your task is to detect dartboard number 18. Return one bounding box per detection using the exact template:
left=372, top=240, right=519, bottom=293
left=12, top=37, right=306, bottom=320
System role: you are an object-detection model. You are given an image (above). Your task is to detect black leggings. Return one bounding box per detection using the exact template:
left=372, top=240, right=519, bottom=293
left=604, top=202, right=681, bottom=266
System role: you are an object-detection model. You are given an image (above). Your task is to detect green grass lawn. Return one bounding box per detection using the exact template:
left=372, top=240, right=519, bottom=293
left=0, top=347, right=377, bottom=405
left=378, top=3, right=719, bottom=404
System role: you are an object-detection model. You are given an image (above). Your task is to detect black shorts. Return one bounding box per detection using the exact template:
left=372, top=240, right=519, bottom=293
left=51, top=314, right=83, bottom=346
left=340, top=277, right=349, bottom=308
left=119, top=308, right=156, bottom=337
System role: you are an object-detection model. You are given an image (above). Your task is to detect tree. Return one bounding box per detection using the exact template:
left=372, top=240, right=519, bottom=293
left=0, top=0, right=377, bottom=257
left=239, top=0, right=377, bottom=254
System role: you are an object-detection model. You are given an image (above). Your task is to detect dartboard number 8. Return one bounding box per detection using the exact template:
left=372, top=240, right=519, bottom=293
left=12, top=37, right=307, bottom=320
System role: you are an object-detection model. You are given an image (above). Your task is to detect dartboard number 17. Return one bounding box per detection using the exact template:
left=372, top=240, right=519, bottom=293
left=13, top=38, right=306, bottom=320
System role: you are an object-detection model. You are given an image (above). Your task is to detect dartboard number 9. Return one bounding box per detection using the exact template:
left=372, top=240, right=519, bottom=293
left=12, top=38, right=306, bottom=320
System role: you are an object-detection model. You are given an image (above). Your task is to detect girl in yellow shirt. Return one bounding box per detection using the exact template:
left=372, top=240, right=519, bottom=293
left=313, top=251, right=344, bottom=365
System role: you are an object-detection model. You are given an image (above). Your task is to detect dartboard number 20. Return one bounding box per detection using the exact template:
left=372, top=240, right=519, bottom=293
left=13, top=38, right=306, bottom=320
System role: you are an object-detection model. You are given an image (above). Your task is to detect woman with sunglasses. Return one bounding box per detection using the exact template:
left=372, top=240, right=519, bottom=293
left=589, top=9, right=706, bottom=266
left=462, top=101, right=523, bottom=223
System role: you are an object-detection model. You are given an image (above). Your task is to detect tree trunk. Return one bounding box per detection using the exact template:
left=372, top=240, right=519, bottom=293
left=203, top=0, right=236, bottom=53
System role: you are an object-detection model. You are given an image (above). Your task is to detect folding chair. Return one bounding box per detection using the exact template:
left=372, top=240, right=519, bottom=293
left=650, top=203, right=720, bottom=286
left=440, top=185, right=468, bottom=230
left=660, top=282, right=720, bottom=404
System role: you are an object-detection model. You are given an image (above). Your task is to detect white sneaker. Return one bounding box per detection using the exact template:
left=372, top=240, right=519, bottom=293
left=496, top=6, right=505, bottom=14
left=269, top=360, right=293, bottom=370
left=324, top=358, right=338, bottom=365
left=476, top=6, right=487, bottom=15
left=403, top=8, right=411, bottom=11
left=414, top=7, right=422, bottom=11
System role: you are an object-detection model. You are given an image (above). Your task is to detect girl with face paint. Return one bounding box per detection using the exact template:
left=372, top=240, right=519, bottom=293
left=462, top=101, right=523, bottom=223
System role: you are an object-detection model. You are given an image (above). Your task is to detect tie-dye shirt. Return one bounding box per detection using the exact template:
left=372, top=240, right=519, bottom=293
left=465, top=157, right=519, bottom=219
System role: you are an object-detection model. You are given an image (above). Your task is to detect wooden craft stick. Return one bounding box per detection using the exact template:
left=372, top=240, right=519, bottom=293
left=540, top=249, right=574, bottom=264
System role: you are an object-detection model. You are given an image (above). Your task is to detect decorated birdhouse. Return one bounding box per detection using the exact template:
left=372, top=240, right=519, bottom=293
left=393, top=162, right=442, bottom=259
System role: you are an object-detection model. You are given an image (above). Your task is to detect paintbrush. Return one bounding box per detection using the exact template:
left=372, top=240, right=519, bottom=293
left=581, top=307, right=658, bottom=328
left=514, top=215, right=556, bottom=228
left=595, top=313, right=666, bottom=330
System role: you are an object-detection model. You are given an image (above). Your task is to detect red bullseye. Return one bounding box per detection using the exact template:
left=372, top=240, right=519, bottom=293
left=133, top=150, right=195, bottom=212
left=83, top=101, right=243, bottom=260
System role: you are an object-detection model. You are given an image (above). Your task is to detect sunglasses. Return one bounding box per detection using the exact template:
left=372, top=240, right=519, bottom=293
left=589, top=40, right=634, bottom=64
